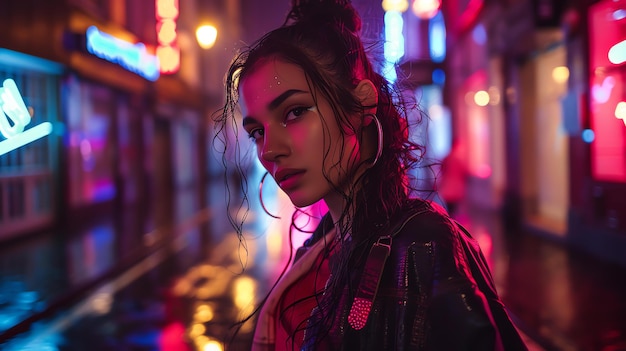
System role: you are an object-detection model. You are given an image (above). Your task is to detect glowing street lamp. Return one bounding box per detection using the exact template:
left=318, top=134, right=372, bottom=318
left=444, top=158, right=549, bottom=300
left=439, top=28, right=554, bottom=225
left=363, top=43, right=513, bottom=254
left=382, top=0, right=409, bottom=13
left=412, top=0, right=441, bottom=19
left=196, top=24, right=218, bottom=50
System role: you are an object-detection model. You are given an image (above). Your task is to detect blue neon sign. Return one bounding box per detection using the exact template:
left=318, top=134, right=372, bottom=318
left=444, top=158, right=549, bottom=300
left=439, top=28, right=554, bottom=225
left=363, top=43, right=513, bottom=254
left=0, top=79, right=53, bottom=156
left=86, top=26, right=160, bottom=81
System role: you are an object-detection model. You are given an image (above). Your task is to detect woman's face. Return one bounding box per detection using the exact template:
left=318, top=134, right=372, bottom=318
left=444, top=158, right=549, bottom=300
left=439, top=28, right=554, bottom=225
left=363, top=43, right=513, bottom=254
left=240, top=58, right=362, bottom=209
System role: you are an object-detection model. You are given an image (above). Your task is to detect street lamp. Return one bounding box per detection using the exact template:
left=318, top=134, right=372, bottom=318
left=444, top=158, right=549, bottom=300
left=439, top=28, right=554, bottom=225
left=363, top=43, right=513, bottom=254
left=412, top=0, right=441, bottom=19
left=196, top=24, right=218, bottom=50
left=382, top=0, right=409, bottom=12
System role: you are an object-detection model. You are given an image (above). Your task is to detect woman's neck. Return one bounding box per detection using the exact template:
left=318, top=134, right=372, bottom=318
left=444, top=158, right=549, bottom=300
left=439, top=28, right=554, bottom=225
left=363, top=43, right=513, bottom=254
left=323, top=193, right=355, bottom=242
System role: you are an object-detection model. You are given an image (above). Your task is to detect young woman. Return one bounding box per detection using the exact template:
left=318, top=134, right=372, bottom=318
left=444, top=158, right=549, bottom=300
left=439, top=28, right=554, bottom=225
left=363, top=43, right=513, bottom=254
left=214, top=0, right=528, bottom=350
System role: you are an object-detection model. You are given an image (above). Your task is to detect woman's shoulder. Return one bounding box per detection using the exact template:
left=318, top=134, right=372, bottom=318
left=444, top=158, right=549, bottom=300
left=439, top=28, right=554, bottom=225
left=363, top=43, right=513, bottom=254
left=390, top=198, right=459, bottom=245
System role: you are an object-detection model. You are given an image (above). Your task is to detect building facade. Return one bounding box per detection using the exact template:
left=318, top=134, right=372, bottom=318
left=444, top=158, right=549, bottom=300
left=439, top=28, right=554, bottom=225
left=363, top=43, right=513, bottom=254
left=0, top=0, right=229, bottom=243
left=444, top=0, right=626, bottom=266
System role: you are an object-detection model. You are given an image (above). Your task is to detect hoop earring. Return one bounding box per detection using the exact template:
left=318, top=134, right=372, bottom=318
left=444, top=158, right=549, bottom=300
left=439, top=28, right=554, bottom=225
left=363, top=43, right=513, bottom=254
left=366, top=114, right=383, bottom=167
left=259, top=172, right=281, bottom=219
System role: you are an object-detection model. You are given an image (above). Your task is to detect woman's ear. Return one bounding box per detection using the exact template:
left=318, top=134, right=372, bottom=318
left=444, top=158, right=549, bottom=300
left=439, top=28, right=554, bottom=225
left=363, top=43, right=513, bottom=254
left=355, top=79, right=378, bottom=115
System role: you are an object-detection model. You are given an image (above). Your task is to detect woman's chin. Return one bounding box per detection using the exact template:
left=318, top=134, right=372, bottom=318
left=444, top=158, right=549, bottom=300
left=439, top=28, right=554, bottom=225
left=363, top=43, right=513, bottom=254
left=287, top=194, right=318, bottom=209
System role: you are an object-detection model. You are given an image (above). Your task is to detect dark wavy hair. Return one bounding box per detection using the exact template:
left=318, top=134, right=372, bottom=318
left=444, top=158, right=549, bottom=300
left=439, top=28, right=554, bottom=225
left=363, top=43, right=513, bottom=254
left=213, top=0, right=427, bottom=348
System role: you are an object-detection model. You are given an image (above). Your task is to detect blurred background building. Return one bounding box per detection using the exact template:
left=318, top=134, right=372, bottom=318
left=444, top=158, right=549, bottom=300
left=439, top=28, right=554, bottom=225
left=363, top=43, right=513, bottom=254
left=443, top=0, right=626, bottom=265
left=0, top=0, right=625, bottom=350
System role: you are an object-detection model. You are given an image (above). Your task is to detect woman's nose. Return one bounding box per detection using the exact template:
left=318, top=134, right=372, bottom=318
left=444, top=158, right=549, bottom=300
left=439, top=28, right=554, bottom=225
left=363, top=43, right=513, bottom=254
left=260, top=128, right=290, bottom=162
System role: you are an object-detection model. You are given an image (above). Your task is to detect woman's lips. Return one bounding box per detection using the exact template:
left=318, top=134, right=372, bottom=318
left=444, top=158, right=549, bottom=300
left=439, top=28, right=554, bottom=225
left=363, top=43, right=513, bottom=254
left=275, top=170, right=305, bottom=190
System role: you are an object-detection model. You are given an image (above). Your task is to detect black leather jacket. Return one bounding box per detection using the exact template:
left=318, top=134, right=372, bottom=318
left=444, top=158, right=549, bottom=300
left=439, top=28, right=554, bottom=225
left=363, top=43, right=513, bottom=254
left=295, top=199, right=528, bottom=351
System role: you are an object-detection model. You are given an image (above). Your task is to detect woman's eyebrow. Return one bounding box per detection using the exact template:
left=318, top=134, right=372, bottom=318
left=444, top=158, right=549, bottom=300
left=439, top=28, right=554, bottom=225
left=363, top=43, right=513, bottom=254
left=267, top=89, right=307, bottom=110
left=242, top=89, right=308, bottom=126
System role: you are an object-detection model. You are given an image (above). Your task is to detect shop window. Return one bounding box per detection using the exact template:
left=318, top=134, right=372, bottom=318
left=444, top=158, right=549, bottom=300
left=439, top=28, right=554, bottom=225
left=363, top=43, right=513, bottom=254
left=8, top=180, right=25, bottom=219
left=0, top=183, right=3, bottom=221
left=460, top=70, right=491, bottom=178
left=66, top=77, right=116, bottom=206
left=34, top=177, right=51, bottom=214
left=0, top=64, right=58, bottom=235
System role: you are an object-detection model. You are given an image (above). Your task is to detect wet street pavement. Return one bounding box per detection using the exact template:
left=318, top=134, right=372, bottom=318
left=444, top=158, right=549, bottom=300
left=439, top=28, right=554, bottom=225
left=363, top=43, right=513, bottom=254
left=1, top=178, right=625, bottom=351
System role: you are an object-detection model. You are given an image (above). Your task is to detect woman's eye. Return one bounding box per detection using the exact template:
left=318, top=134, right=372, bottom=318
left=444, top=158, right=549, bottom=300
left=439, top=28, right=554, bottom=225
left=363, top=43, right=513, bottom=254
left=247, top=128, right=264, bottom=141
left=285, top=106, right=315, bottom=123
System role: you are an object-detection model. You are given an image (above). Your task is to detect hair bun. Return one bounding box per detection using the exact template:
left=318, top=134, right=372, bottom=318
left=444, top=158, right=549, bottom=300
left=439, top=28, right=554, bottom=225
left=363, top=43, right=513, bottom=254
left=287, top=0, right=361, bottom=33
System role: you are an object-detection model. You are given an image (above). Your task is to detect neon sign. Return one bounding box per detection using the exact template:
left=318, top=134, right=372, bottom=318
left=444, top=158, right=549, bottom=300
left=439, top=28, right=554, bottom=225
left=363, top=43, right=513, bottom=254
left=156, top=0, right=180, bottom=74
left=86, top=26, right=160, bottom=81
left=0, top=79, right=53, bottom=156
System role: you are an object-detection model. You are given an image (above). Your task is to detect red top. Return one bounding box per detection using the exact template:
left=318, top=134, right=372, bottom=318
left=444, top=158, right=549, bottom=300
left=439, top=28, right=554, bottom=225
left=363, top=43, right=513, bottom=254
left=275, top=246, right=332, bottom=351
